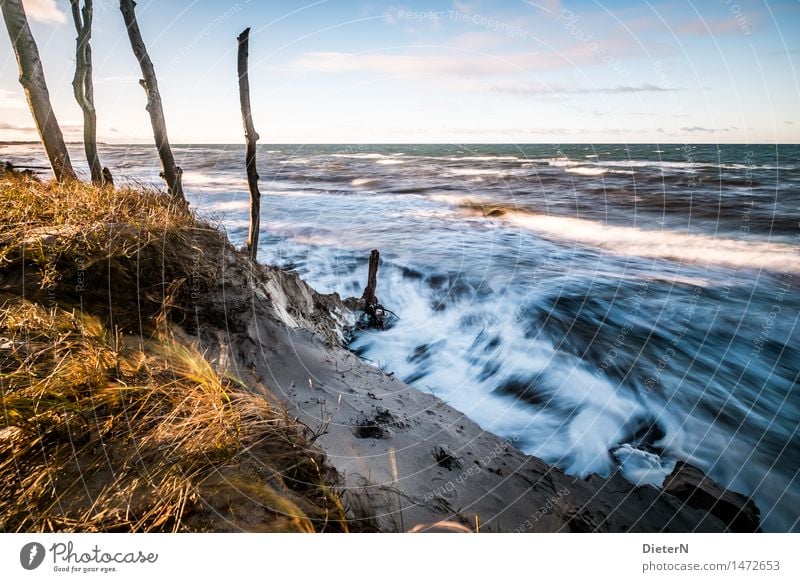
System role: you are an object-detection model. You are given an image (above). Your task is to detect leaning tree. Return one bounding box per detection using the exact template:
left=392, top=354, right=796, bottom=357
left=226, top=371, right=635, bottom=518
left=1, top=0, right=76, bottom=181
left=70, top=0, right=104, bottom=184
left=119, top=0, right=186, bottom=206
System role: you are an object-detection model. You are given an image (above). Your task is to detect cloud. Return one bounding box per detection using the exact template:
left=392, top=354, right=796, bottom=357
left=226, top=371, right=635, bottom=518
left=452, top=0, right=479, bottom=15
left=675, top=18, right=747, bottom=37
left=521, top=0, right=562, bottom=14
left=0, top=122, right=35, bottom=131
left=680, top=126, right=730, bottom=132
left=293, top=43, right=631, bottom=79
left=765, top=49, right=800, bottom=56
left=96, top=75, right=141, bottom=85
left=491, top=82, right=679, bottom=95
left=22, top=0, right=66, bottom=24
left=450, top=31, right=508, bottom=51
left=0, top=89, right=26, bottom=109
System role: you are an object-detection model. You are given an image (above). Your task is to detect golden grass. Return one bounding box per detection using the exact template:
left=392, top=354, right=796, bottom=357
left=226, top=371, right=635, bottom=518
left=0, top=173, right=197, bottom=285
left=0, top=171, right=224, bottom=333
left=0, top=296, right=347, bottom=532
left=0, top=175, right=349, bottom=532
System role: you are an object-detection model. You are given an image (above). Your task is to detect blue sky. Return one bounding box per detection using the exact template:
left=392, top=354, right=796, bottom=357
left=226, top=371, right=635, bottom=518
left=1, top=0, right=798, bottom=143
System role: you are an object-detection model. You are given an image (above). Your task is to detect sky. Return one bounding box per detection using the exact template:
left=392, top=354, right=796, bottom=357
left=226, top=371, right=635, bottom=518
left=0, top=0, right=798, bottom=143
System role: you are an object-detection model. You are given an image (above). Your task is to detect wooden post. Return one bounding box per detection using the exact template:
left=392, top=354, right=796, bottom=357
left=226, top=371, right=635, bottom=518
left=120, top=0, right=186, bottom=206
left=237, top=27, right=261, bottom=261
left=362, top=249, right=380, bottom=308
left=1, top=0, right=76, bottom=182
left=102, top=167, right=114, bottom=187
left=361, top=249, right=385, bottom=328
left=70, top=0, right=103, bottom=185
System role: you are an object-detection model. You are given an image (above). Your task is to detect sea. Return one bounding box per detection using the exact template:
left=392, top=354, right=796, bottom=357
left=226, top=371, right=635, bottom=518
left=3, top=142, right=798, bottom=532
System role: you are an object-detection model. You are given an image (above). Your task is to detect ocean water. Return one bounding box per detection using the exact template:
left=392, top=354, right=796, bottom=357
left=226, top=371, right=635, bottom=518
left=3, top=142, right=799, bottom=531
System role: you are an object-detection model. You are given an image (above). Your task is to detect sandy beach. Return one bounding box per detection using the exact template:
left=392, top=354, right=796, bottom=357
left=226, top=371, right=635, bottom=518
left=184, top=250, right=761, bottom=532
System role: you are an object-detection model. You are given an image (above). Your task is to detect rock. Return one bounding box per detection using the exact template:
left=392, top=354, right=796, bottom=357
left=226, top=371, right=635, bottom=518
left=662, top=461, right=761, bottom=532
left=432, top=445, right=462, bottom=470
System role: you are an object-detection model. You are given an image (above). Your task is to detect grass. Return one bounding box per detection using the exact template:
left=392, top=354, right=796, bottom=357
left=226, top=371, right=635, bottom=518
left=0, top=172, right=349, bottom=532
left=0, top=172, right=222, bottom=332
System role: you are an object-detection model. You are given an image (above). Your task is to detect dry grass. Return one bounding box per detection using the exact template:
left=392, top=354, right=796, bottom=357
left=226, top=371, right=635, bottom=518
left=0, top=173, right=193, bottom=283
left=0, top=175, right=349, bottom=532
left=0, top=172, right=222, bottom=332
left=0, top=295, right=347, bottom=532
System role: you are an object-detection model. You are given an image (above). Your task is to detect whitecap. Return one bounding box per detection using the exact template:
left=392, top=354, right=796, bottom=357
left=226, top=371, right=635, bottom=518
left=566, top=166, right=607, bottom=176
left=504, top=211, right=800, bottom=274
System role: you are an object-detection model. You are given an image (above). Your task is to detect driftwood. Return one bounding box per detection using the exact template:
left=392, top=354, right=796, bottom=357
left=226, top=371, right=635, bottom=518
left=69, top=0, right=103, bottom=184
left=362, top=249, right=380, bottom=307
left=102, top=167, right=114, bottom=187
left=1, top=0, right=76, bottom=182
left=119, top=0, right=185, bottom=206
left=361, top=249, right=386, bottom=328
left=237, top=27, right=261, bottom=261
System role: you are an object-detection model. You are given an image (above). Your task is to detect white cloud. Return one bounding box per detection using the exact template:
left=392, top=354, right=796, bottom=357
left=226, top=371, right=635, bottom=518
left=293, top=43, right=627, bottom=79
left=96, top=75, right=141, bottom=85
left=490, top=82, right=680, bottom=95
left=22, top=0, right=66, bottom=24
left=0, top=89, right=27, bottom=109
left=680, top=125, right=731, bottom=132
left=675, top=18, right=754, bottom=37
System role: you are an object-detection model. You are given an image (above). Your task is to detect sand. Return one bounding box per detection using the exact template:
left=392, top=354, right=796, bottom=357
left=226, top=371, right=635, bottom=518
left=185, top=250, right=758, bottom=532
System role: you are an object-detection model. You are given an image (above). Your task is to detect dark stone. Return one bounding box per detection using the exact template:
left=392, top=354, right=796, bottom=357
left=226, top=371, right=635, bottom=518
left=662, top=461, right=761, bottom=532
left=432, top=446, right=462, bottom=470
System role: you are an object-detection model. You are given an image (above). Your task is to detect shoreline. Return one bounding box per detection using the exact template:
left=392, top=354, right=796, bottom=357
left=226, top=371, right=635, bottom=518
left=0, top=164, right=763, bottom=532
left=184, top=251, right=762, bottom=532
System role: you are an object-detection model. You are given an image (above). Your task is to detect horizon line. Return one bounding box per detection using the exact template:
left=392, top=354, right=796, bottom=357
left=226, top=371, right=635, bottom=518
left=3, top=141, right=799, bottom=146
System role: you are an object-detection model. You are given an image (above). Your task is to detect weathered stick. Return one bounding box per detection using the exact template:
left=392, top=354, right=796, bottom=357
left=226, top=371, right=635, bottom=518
left=102, top=167, right=114, bottom=187
left=120, top=0, right=185, bottom=206
left=237, top=27, right=261, bottom=261
left=1, top=0, right=76, bottom=182
left=70, top=0, right=103, bottom=184
left=362, top=249, right=380, bottom=308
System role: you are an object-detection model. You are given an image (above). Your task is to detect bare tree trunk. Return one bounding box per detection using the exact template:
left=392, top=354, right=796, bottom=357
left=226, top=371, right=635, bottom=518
left=237, top=28, right=261, bottom=261
left=362, top=249, right=380, bottom=307
left=361, top=249, right=385, bottom=328
left=1, top=0, right=76, bottom=182
left=102, top=167, right=114, bottom=187
left=119, top=0, right=185, bottom=206
left=70, top=0, right=103, bottom=184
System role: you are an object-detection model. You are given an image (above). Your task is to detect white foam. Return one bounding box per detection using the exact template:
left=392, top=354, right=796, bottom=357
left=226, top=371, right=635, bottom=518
left=331, top=153, right=391, bottom=159
left=206, top=200, right=250, bottom=211
left=565, top=166, right=607, bottom=176
left=547, top=158, right=582, bottom=168
left=351, top=178, right=381, bottom=187
left=429, top=193, right=481, bottom=205
left=445, top=155, right=521, bottom=162
left=448, top=168, right=507, bottom=176
left=504, top=212, right=800, bottom=274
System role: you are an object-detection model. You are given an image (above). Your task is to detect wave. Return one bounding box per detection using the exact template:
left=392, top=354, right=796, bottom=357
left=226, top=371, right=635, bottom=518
left=444, top=155, right=521, bottom=162
left=566, top=166, right=607, bottom=176
left=351, top=177, right=381, bottom=187
left=331, top=153, right=393, bottom=159
left=448, top=168, right=508, bottom=177
left=202, top=200, right=250, bottom=211
left=447, top=200, right=800, bottom=274
left=507, top=212, right=800, bottom=274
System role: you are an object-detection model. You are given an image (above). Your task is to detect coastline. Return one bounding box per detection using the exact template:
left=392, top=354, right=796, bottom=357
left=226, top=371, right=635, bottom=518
left=0, top=166, right=762, bottom=532
left=183, top=239, right=762, bottom=532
